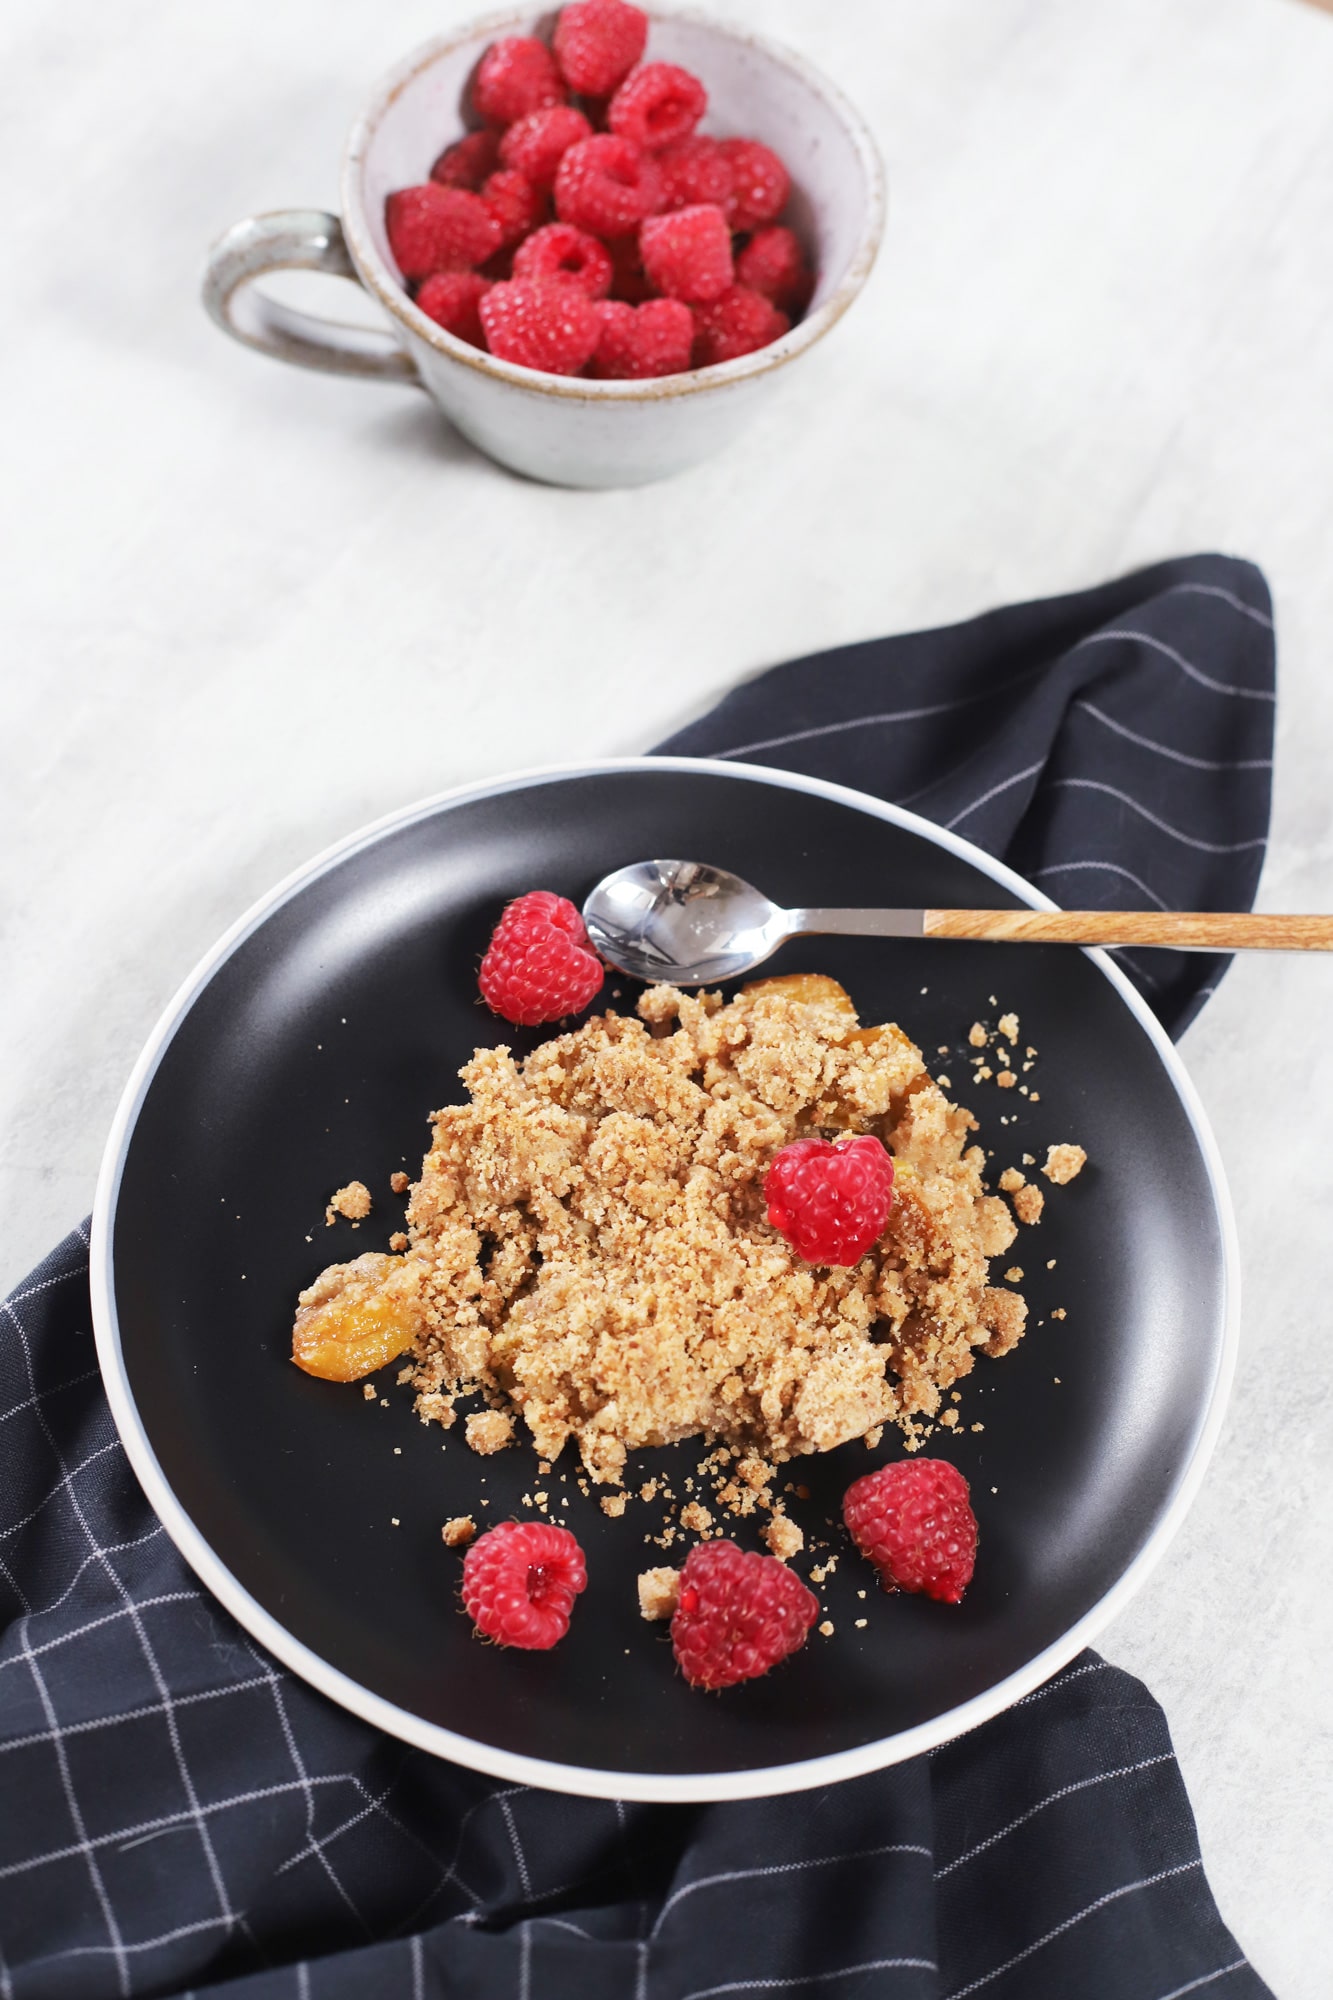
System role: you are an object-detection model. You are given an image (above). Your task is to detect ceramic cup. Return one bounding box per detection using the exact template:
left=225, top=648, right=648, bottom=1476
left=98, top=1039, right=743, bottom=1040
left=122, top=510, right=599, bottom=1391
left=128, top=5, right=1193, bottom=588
left=202, top=7, right=885, bottom=488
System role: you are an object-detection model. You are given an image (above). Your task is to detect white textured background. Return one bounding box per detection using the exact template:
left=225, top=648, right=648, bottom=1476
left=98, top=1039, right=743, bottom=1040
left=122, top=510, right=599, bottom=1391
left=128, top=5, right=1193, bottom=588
left=3, top=0, right=1331, bottom=1990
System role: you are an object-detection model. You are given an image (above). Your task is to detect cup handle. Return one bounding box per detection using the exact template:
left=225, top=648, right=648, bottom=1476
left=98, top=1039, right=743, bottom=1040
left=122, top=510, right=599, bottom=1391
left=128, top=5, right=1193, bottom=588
left=202, top=209, right=421, bottom=385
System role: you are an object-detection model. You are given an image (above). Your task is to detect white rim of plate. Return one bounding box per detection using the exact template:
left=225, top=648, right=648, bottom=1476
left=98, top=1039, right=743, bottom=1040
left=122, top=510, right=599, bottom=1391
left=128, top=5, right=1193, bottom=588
left=90, top=756, right=1240, bottom=1804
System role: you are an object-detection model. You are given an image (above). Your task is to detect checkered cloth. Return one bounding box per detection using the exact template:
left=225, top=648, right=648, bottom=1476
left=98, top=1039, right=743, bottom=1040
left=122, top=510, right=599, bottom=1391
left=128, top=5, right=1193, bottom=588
left=1, top=556, right=1276, bottom=1997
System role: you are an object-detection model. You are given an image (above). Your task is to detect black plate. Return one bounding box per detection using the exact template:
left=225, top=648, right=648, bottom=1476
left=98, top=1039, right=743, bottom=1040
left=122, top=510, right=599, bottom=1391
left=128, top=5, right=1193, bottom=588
left=92, top=761, right=1235, bottom=1800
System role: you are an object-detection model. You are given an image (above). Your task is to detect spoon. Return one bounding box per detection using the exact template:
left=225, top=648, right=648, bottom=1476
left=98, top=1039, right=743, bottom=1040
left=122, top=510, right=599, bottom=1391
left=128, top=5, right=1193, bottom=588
left=581, top=859, right=1333, bottom=986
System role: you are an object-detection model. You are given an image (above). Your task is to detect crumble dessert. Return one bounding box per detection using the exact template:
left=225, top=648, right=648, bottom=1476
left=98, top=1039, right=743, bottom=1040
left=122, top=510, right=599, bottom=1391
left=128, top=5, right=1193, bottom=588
left=292, top=972, right=1053, bottom=1484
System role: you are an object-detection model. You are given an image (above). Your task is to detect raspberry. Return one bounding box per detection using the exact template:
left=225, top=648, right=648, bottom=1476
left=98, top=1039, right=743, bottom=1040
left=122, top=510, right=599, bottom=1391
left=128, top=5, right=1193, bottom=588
left=481, top=167, right=545, bottom=248
left=735, top=225, right=813, bottom=314
left=765, top=1134, right=894, bottom=1266
left=473, top=36, right=566, bottom=126
left=416, top=270, right=491, bottom=347
left=499, top=104, right=593, bottom=192
left=555, top=134, right=663, bottom=238
left=461, top=1520, right=588, bottom=1649
left=718, top=137, right=791, bottom=230
left=496, top=890, right=587, bottom=937
left=477, top=889, right=605, bottom=1021
left=554, top=0, right=648, bottom=97
left=656, top=135, right=733, bottom=213
left=385, top=184, right=503, bottom=281
left=591, top=297, right=695, bottom=377
left=692, top=285, right=790, bottom=366
left=843, top=1460, right=978, bottom=1605
left=640, top=204, right=733, bottom=303
left=513, top=222, right=613, bottom=300
left=671, top=1541, right=818, bottom=1690
left=480, top=278, right=602, bottom=375
left=430, top=127, right=501, bottom=192
left=608, top=62, right=707, bottom=152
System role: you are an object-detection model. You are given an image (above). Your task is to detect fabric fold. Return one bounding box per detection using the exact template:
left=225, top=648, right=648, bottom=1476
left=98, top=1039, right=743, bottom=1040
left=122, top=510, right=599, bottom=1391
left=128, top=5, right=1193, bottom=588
left=656, top=553, right=1275, bottom=1037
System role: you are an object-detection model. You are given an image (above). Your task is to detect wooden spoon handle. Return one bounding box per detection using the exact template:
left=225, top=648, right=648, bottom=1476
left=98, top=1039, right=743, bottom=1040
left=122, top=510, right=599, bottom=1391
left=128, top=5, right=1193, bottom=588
left=922, top=910, right=1333, bottom=951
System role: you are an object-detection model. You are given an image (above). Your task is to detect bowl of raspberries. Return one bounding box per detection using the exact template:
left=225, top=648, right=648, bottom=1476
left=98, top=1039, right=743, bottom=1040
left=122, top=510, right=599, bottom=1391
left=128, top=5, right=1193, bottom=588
left=203, top=3, right=885, bottom=487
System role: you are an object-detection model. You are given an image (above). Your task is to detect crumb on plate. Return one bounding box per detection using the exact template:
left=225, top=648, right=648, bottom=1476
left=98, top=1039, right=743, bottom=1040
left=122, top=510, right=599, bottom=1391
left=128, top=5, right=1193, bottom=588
left=325, top=1180, right=372, bottom=1226
left=638, top=1566, right=680, bottom=1620
left=763, top=1514, right=804, bottom=1560
left=465, top=1410, right=514, bottom=1455
left=1013, top=1184, right=1045, bottom=1225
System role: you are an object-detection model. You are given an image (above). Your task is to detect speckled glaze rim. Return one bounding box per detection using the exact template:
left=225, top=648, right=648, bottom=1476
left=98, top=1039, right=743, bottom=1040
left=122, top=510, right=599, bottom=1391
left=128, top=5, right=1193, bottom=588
left=90, top=758, right=1238, bottom=1803
left=339, top=6, right=887, bottom=402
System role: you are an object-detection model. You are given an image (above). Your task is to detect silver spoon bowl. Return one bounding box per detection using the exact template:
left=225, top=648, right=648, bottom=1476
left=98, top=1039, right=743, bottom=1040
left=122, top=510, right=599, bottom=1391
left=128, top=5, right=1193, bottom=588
left=581, top=860, right=924, bottom=986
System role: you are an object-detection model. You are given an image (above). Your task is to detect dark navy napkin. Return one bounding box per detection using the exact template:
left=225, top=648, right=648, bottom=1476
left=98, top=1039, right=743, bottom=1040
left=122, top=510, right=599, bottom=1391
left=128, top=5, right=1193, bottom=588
left=658, top=552, right=1275, bottom=1040
left=0, top=554, right=1275, bottom=1998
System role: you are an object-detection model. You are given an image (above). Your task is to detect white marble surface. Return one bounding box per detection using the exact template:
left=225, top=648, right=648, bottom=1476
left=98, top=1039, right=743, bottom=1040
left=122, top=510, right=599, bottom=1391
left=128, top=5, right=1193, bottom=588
left=3, top=0, right=1332, bottom=1989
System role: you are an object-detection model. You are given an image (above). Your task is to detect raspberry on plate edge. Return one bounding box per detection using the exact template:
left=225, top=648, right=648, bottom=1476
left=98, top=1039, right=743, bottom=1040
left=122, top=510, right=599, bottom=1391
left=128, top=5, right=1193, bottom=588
left=478, top=889, right=605, bottom=1025
left=670, top=1540, right=819, bottom=1689
left=843, top=1459, right=979, bottom=1606
left=461, top=1519, right=588, bottom=1649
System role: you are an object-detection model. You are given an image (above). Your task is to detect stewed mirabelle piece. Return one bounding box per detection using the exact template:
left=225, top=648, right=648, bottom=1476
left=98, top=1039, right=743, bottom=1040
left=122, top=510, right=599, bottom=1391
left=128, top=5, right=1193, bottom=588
left=291, top=1252, right=422, bottom=1382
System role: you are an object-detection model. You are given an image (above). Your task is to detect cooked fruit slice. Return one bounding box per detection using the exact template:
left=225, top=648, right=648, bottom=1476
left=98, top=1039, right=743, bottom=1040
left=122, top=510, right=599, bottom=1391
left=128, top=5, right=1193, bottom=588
left=291, top=1252, right=422, bottom=1381
left=742, top=971, right=857, bottom=1016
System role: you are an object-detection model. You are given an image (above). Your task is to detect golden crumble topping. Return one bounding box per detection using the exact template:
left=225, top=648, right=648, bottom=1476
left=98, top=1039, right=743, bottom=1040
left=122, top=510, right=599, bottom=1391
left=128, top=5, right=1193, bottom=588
left=464, top=1409, right=514, bottom=1455
left=301, top=974, right=1051, bottom=1480
left=292, top=976, right=1089, bottom=1510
